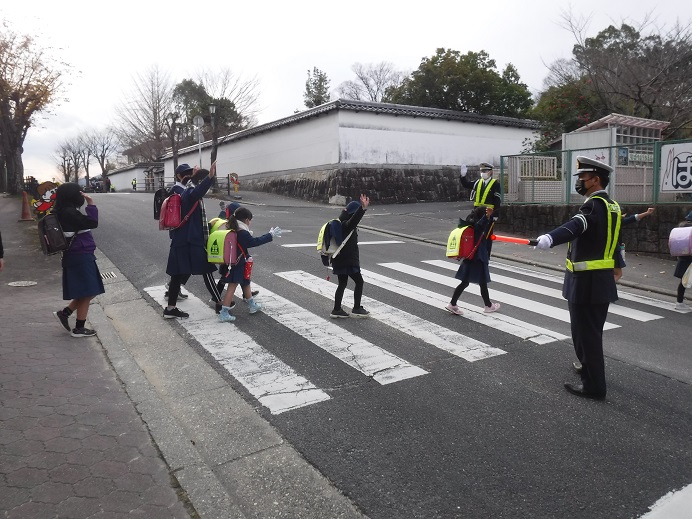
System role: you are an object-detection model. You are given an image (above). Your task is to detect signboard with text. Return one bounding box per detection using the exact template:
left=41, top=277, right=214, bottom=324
left=660, top=143, right=692, bottom=193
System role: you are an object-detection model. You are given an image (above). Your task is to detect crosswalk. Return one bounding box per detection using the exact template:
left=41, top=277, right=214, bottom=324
left=145, top=257, right=678, bottom=415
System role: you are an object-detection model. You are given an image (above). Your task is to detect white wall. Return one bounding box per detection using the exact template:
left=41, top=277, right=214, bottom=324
left=165, top=108, right=536, bottom=180
left=173, top=113, right=341, bottom=179
left=337, top=111, right=533, bottom=166
left=108, top=165, right=147, bottom=191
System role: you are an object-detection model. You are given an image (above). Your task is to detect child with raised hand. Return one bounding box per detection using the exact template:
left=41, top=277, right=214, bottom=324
left=446, top=206, right=500, bottom=316
left=218, top=207, right=282, bottom=322
left=52, top=183, right=105, bottom=337
left=330, top=194, right=370, bottom=318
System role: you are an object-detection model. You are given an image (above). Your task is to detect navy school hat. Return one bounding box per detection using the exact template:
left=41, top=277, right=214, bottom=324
left=175, top=163, right=193, bottom=176
left=345, top=201, right=361, bottom=214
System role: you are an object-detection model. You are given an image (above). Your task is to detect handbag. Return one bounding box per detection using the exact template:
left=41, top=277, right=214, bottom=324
left=683, top=263, right=692, bottom=289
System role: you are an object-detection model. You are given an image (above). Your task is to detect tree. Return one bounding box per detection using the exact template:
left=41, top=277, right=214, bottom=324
left=546, top=14, right=692, bottom=139
left=83, top=128, right=119, bottom=176
left=0, top=19, right=69, bottom=194
left=115, top=65, right=174, bottom=162
left=336, top=62, right=406, bottom=102
left=385, top=48, right=533, bottom=118
left=304, top=67, right=331, bottom=108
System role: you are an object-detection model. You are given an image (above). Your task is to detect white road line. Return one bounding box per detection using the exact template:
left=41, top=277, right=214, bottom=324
left=237, top=283, right=428, bottom=384
left=379, top=262, right=620, bottom=331
left=358, top=269, right=568, bottom=344
left=145, top=286, right=330, bottom=415
left=276, top=270, right=507, bottom=361
left=424, top=260, right=663, bottom=322
left=281, top=240, right=405, bottom=248
left=638, top=483, right=692, bottom=519
left=488, top=261, right=679, bottom=312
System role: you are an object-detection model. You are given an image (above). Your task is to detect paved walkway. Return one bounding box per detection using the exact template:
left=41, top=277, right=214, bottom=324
left=0, top=197, right=193, bottom=518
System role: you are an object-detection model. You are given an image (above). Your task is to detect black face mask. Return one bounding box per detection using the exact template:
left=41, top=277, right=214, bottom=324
left=575, top=178, right=589, bottom=196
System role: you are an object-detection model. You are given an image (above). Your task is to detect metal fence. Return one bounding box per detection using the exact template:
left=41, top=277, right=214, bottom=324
left=501, top=139, right=692, bottom=204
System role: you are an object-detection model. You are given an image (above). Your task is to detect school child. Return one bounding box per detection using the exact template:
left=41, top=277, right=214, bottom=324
left=52, top=183, right=105, bottom=337
left=218, top=207, right=282, bottom=322
left=330, top=194, right=370, bottom=318
left=673, top=210, right=692, bottom=312
left=165, top=163, right=223, bottom=319
left=214, top=201, right=259, bottom=299
left=445, top=206, right=500, bottom=316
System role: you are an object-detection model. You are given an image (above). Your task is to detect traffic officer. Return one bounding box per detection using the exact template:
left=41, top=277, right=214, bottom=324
left=460, top=162, right=501, bottom=253
left=534, top=156, right=621, bottom=400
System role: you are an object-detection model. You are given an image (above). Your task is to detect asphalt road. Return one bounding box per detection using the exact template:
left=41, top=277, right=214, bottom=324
left=92, top=192, right=691, bottom=519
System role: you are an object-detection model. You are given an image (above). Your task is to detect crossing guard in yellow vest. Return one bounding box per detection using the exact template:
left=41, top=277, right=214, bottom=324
left=534, top=155, right=621, bottom=401
left=460, top=162, right=501, bottom=254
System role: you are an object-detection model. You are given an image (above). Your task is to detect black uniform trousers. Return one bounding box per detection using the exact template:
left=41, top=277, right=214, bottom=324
left=568, top=301, right=609, bottom=397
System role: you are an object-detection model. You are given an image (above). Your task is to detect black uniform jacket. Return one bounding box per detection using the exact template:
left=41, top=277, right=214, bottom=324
left=547, top=190, right=620, bottom=304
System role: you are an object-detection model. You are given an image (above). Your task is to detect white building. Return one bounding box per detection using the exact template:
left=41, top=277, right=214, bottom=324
left=111, top=99, right=540, bottom=202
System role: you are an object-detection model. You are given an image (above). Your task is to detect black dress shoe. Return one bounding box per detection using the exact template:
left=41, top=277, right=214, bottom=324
left=572, top=361, right=583, bottom=374
left=564, top=383, right=605, bottom=400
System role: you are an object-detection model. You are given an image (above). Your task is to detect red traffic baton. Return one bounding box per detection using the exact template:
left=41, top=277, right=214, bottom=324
left=491, top=234, right=538, bottom=246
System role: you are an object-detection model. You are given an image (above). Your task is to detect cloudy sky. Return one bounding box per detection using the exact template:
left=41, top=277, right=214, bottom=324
left=1, top=0, right=687, bottom=182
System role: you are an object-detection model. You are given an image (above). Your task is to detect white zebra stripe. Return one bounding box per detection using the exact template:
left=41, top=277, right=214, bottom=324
left=423, top=260, right=663, bottom=322
left=274, top=270, right=507, bottom=361
left=145, top=286, right=330, bottom=414
left=234, top=283, right=428, bottom=384
left=378, top=262, right=619, bottom=331
left=281, top=240, right=404, bottom=248
left=357, top=268, right=568, bottom=344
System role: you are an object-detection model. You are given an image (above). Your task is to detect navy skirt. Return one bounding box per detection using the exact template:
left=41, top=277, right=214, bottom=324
left=166, top=245, right=217, bottom=276
left=62, top=253, right=105, bottom=300
left=455, top=258, right=491, bottom=284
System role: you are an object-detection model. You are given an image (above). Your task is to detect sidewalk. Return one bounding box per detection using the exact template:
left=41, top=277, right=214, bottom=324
left=0, top=197, right=193, bottom=518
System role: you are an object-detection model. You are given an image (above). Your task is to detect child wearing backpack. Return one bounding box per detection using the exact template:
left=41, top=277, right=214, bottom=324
left=329, top=194, right=370, bottom=318
left=164, top=163, right=223, bottom=319
left=52, top=183, right=105, bottom=337
left=672, top=210, right=692, bottom=313
left=445, top=206, right=500, bottom=316
left=218, top=207, right=282, bottom=322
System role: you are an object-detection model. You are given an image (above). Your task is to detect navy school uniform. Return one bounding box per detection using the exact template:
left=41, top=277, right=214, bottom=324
left=166, top=177, right=217, bottom=276
left=455, top=216, right=492, bottom=284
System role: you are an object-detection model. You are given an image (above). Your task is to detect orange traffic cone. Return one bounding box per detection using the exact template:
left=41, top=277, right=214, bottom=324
left=18, top=191, right=34, bottom=221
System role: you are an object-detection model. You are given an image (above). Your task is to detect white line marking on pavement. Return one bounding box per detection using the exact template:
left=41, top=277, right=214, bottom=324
left=281, top=240, right=405, bottom=248
left=237, top=283, right=428, bottom=384
left=358, top=269, right=568, bottom=344
left=638, top=483, right=692, bottom=519
left=275, top=270, right=507, bottom=361
left=145, top=286, right=330, bottom=415
left=380, top=262, right=620, bottom=331
left=488, top=261, right=677, bottom=313
left=424, top=260, right=663, bottom=322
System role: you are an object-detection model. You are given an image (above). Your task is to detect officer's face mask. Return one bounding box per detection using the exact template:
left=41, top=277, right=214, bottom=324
left=575, top=175, right=593, bottom=196
left=480, top=172, right=492, bottom=181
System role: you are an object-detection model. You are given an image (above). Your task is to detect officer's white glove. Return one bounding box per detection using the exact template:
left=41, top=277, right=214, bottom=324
left=535, top=234, right=553, bottom=250
left=460, top=164, right=468, bottom=177
left=269, top=226, right=283, bottom=238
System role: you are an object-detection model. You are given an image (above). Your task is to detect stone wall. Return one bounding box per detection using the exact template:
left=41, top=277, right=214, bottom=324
left=495, top=204, right=691, bottom=256
left=241, top=165, right=463, bottom=204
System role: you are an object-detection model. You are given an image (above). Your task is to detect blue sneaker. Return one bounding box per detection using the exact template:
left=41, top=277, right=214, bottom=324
left=218, top=307, right=236, bottom=322
left=247, top=299, right=262, bottom=314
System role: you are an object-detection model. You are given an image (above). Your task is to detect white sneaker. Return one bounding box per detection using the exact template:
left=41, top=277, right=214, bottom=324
left=445, top=303, right=463, bottom=316
left=674, top=302, right=691, bottom=313
left=484, top=302, right=501, bottom=313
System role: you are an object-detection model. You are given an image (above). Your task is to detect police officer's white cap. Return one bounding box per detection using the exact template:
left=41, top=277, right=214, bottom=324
left=479, top=162, right=494, bottom=171
left=574, top=156, right=613, bottom=177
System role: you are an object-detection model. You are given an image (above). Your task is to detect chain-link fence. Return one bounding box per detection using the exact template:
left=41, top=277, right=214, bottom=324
left=501, top=139, right=692, bottom=205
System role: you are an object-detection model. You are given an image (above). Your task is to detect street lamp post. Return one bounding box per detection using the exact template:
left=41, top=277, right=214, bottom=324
left=209, top=103, right=218, bottom=191
left=192, top=115, right=204, bottom=168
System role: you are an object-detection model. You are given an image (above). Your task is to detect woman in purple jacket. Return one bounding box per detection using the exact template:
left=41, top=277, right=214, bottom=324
left=52, top=183, right=105, bottom=338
